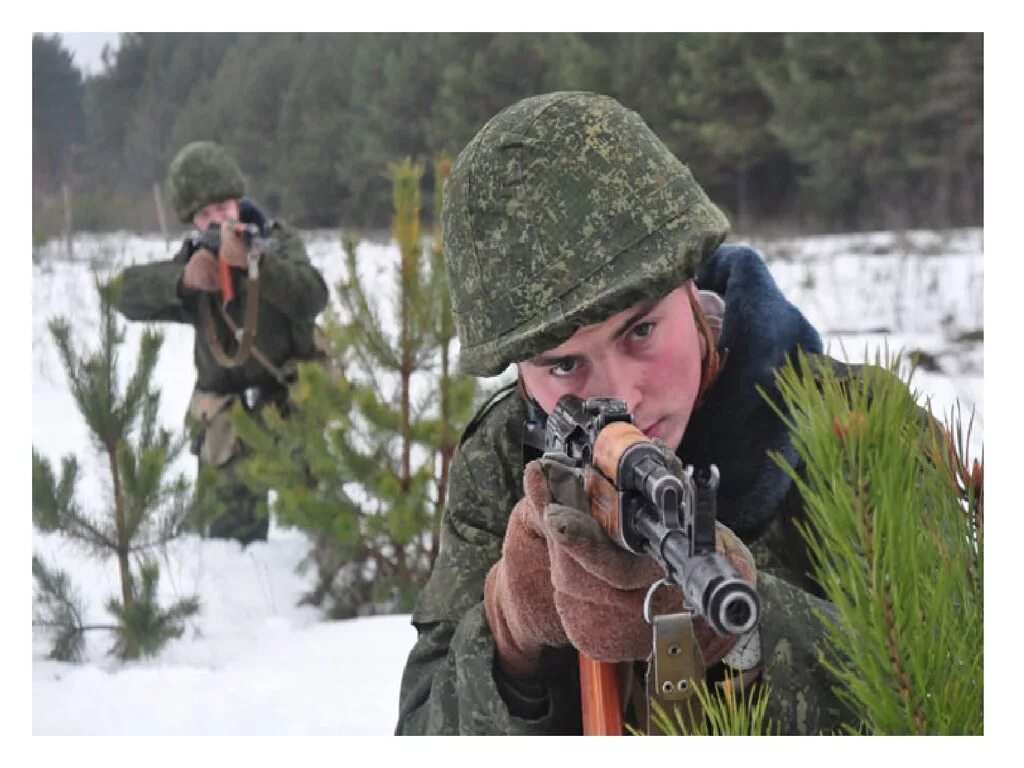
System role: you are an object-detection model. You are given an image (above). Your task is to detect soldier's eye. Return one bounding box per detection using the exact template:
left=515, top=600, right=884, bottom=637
left=550, top=358, right=580, bottom=377
left=631, top=321, right=655, bottom=340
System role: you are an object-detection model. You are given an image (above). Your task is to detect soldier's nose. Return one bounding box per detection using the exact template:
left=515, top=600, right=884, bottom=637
left=592, top=369, right=641, bottom=415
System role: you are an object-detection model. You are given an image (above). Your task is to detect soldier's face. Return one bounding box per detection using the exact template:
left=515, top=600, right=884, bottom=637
left=193, top=199, right=240, bottom=231
left=519, top=285, right=703, bottom=452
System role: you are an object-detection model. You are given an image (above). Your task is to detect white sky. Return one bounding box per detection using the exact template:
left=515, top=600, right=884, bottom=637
left=49, top=32, right=120, bottom=77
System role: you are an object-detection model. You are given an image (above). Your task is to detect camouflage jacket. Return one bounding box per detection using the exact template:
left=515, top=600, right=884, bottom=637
left=116, top=200, right=328, bottom=396
left=396, top=246, right=859, bottom=735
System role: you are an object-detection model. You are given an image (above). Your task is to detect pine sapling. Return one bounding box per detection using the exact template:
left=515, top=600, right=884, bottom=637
left=234, top=156, right=477, bottom=616
left=422, top=153, right=476, bottom=564
left=32, top=276, right=199, bottom=661
left=765, top=351, right=983, bottom=734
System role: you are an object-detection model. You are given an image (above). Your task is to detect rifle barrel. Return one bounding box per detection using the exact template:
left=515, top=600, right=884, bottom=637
left=634, top=512, right=760, bottom=636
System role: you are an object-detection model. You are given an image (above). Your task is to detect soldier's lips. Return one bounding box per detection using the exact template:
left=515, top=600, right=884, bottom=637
left=641, top=419, right=666, bottom=439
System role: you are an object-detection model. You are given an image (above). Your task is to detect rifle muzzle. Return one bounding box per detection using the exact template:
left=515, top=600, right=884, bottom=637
left=639, top=520, right=762, bottom=636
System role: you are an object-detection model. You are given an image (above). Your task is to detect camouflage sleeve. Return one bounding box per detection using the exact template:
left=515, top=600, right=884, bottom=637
left=396, top=421, right=578, bottom=735
left=757, top=571, right=856, bottom=735
left=714, top=476, right=855, bottom=733
left=115, top=242, right=195, bottom=324
left=257, top=223, right=328, bottom=321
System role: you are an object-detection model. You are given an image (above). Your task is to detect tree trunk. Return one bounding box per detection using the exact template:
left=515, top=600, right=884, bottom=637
left=399, top=219, right=413, bottom=493
left=736, top=165, right=749, bottom=233
left=106, top=442, right=135, bottom=618
left=400, top=308, right=412, bottom=491
left=62, top=181, right=73, bottom=259
left=433, top=336, right=453, bottom=569
left=153, top=180, right=169, bottom=245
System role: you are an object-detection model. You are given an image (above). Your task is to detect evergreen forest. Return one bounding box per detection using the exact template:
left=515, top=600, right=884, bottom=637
left=33, top=32, right=982, bottom=241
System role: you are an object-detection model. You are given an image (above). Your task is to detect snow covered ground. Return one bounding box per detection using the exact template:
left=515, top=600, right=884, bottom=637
left=32, top=530, right=416, bottom=735
left=30, top=228, right=983, bottom=735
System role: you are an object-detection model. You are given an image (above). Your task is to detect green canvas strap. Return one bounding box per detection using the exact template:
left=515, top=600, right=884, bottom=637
left=200, top=251, right=272, bottom=376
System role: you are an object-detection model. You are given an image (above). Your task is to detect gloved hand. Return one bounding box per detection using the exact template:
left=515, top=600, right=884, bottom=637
left=218, top=220, right=249, bottom=268
left=484, top=445, right=757, bottom=681
left=484, top=460, right=569, bottom=679
left=181, top=248, right=220, bottom=292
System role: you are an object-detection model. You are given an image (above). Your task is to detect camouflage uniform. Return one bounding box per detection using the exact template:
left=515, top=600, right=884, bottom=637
left=397, top=247, right=857, bottom=735
left=116, top=142, right=328, bottom=543
left=396, top=93, right=860, bottom=735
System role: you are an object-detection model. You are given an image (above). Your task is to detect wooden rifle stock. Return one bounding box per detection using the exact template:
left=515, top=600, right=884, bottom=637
left=199, top=222, right=263, bottom=369
left=219, top=255, right=235, bottom=304
left=578, top=421, right=648, bottom=735
left=218, top=222, right=258, bottom=306
left=579, top=654, right=623, bottom=735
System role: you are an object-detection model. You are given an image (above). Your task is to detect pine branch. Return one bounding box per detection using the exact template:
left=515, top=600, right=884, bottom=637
left=765, top=350, right=983, bottom=734
left=105, top=560, right=200, bottom=660
left=32, top=449, right=79, bottom=532
left=36, top=276, right=201, bottom=664
left=33, top=620, right=119, bottom=632
left=352, top=385, right=402, bottom=433
left=62, top=509, right=120, bottom=553
left=32, top=555, right=88, bottom=662
left=336, top=238, right=401, bottom=371
left=48, top=317, right=98, bottom=439
left=33, top=452, right=118, bottom=550
left=632, top=679, right=777, bottom=736
left=119, top=328, right=163, bottom=438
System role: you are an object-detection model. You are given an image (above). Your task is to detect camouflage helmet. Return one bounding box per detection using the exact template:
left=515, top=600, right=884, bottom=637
left=167, top=141, right=246, bottom=223
left=443, top=91, right=730, bottom=377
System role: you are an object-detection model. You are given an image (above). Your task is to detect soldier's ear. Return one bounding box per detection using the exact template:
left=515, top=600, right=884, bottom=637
left=516, top=369, right=533, bottom=401
left=685, top=281, right=709, bottom=363
left=516, top=370, right=546, bottom=414
left=686, top=280, right=727, bottom=406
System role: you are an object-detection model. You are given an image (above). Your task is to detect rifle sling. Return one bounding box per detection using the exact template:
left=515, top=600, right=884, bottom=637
left=199, top=271, right=286, bottom=387
left=214, top=300, right=292, bottom=388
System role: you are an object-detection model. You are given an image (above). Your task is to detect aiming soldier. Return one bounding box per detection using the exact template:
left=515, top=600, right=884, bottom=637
left=116, top=141, right=328, bottom=544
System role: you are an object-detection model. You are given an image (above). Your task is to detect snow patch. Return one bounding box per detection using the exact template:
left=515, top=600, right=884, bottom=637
left=32, top=228, right=984, bottom=734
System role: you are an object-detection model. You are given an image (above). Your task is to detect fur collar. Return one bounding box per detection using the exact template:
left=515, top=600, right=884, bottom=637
left=681, top=245, right=823, bottom=535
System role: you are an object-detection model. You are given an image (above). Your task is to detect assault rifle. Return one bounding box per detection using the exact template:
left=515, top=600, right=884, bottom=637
left=186, top=222, right=277, bottom=305
left=186, top=222, right=277, bottom=368
left=525, top=394, right=761, bottom=734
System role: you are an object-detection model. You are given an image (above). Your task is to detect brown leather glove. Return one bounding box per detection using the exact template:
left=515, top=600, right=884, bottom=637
left=484, top=461, right=569, bottom=680
left=218, top=220, right=249, bottom=268
left=181, top=248, right=220, bottom=292
left=484, top=450, right=757, bottom=681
